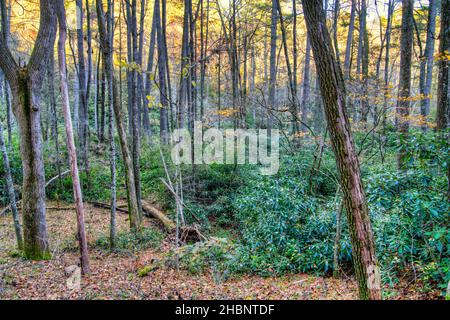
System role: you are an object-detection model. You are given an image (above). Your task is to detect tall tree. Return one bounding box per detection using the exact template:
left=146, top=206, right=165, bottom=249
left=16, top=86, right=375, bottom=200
left=396, top=0, right=414, bottom=169
left=0, top=0, right=12, bottom=148
left=344, top=0, right=356, bottom=78
left=0, top=0, right=57, bottom=259
left=76, top=0, right=90, bottom=183
left=55, top=0, right=91, bottom=274
left=301, top=0, right=382, bottom=300
left=437, top=0, right=450, bottom=130
left=97, top=0, right=142, bottom=231
left=155, top=0, right=170, bottom=143
left=268, top=0, right=278, bottom=134
left=419, top=0, right=437, bottom=126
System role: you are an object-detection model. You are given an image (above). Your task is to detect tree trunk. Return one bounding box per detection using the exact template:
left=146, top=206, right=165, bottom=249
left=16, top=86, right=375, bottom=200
left=56, top=0, right=91, bottom=274
left=155, top=0, right=170, bottom=144
left=396, top=0, right=414, bottom=169
left=437, top=0, right=450, bottom=130
left=0, top=121, right=23, bottom=250
left=301, top=0, right=382, bottom=300
left=344, top=0, right=356, bottom=78
left=268, top=0, right=278, bottom=134
left=0, top=0, right=57, bottom=260
left=76, top=0, right=90, bottom=184
left=419, top=0, right=437, bottom=127
left=97, top=0, right=142, bottom=231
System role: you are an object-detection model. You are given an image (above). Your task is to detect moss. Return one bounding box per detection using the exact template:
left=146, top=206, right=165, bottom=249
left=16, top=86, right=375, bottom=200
left=23, top=247, right=51, bottom=261
left=137, top=266, right=152, bottom=277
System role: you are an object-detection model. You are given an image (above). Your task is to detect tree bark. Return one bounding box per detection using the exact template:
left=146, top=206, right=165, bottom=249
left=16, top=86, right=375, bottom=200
left=56, top=0, right=91, bottom=274
left=396, top=0, right=414, bottom=169
left=419, top=0, right=437, bottom=126
left=437, top=0, right=450, bottom=130
left=0, top=0, right=57, bottom=260
left=0, top=120, right=23, bottom=250
left=97, top=0, right=142, bottom=231
left=301, top=0, right=382, bottom=300
left=268, top=0, right=278, bottom=134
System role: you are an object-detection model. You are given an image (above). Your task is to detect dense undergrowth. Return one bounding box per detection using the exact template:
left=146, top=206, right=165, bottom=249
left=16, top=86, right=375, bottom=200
left=1, top=129, right=449, bottom=298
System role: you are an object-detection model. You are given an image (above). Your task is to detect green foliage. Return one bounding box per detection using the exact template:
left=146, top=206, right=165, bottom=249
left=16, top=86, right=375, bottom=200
left=95, top=227, right=164, bottom=253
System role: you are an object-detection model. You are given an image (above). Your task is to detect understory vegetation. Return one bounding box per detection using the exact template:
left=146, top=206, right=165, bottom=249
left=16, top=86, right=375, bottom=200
left=2, top=129, right=448, bottom=298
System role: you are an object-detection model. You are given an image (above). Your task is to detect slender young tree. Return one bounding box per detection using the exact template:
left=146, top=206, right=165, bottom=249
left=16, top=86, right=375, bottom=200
left=301, top=0, right=382, bottom=300
left=396, top=0, right=414, bottom=169
left=344, top=0, right=356, bottom=78
left=56, top=0, right=91, bottom=274
left=0, top=0, right=12, bottom=148
left=419, top=0, right=437, bottom=126
left=0, top=120, right=23, bottom=250
left=268, top=0, right=278, bottom=134
left=76, top=0, right=90, bottom=183
left=437, top=0, right=450, bottom=130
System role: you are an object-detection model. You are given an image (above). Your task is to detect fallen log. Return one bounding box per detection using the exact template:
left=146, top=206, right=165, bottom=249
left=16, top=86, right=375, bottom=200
left=88, top=201, right=129, bottom=214
left=141, top=200, right=175, bottom=231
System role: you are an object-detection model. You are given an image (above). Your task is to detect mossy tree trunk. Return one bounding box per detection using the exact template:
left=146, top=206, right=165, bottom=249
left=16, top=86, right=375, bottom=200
left=0, top=0, right=57, bottom=260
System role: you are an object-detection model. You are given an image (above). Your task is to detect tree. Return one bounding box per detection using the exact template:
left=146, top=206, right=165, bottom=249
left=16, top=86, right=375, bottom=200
left=419, top=0, right=437, bottom=125
left=155, top=0, right=170, bottom=144
left=56, top=0, right=91, bottom=274
left=396, top=0, right=414, bottom=169
left=268, top=0, right=278, bottom=134
left=76, top=0, right=90, bottom=184
left=0, top=0, right=57, bottom=260
left=301, top=0, right=382, bottom=300
left=0, top=120, right=23, bottom=250
left=97, top=0, right=142, bottom=231
left=437, top=0, right=450, bottom=130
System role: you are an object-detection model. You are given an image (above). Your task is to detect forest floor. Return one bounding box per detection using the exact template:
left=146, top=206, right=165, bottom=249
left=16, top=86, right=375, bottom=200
left=0, top=201, right=436, bottom=300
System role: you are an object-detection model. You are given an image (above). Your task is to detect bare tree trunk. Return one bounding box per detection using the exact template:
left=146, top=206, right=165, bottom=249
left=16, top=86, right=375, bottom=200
left=0, top=0, right=12, bottom=148
left=276, top=0, right=299, bottom=134
left=344, top=0, right=355, bottom=78
left=0, top=121, right=23, bottom=250
left=106, top=0, right=117, bottom=249
left=0, top=0, right=57, bottom=260
left=76, top=0, right=90, bottom=184
left=301, top=0, right=382, bottom=300
left=56, top=0, right=91, bottom=274
left=383, top=0, right=394, bottom=130
left=437, top=0, right=450, bottom=130
left=97, top=0, right=142, bottom=231
left=268, top=0, right=278, bottom=134
left=360, top=0, right=369, bottom=123
left=301, top=37, right=311, bottom=130
left=143, top=4, right=157, bottom=138
left=155, top=0, right=170, bottom=144
left=419, top=0, right=437, bottom=127
left=396, top=0, right=414, bottom=169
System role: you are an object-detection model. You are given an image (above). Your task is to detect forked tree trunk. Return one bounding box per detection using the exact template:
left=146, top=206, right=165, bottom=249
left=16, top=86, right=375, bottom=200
left=301, top=0, right=382, bottom=300
left=0, top=0, right=57, bottom=259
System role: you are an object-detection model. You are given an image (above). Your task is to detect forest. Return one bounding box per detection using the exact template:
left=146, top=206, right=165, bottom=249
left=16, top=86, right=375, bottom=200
left=0, top=0, right=449, bottom=301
